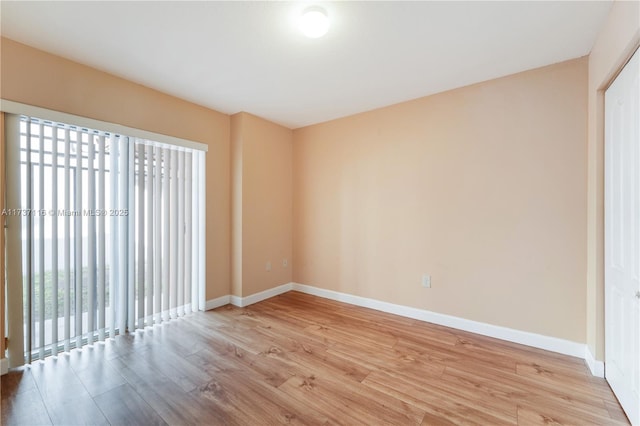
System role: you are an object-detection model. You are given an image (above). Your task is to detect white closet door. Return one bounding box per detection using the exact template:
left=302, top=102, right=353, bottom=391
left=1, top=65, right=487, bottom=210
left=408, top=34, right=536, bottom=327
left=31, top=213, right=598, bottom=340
left=605, top=46, right=640, bottom=426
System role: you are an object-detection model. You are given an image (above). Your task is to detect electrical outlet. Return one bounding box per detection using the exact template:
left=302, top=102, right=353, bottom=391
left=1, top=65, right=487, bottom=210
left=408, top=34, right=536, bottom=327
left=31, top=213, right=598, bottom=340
left=283, top=258, right=288, bottom=267
left=266, top=261, right=272, bottom=272
left=422, top=274, right=431, bottom=288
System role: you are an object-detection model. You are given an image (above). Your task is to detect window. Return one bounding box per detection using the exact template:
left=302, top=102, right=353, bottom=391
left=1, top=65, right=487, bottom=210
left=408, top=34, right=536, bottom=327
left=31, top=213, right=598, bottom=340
left=4, top=112, right=206, bottom=365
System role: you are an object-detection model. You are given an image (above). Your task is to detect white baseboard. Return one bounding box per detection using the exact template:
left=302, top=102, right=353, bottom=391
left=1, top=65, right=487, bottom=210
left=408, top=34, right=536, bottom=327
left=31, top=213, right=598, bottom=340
left=292, top=283, right=587, bottom=361
left=231, top=283, right=293, bottom=308
left=585, top=346, right=605, bottom=378
left=204, top=295, right=231, bottom=311
left=205, top=283, right=294, bottom=310
left=203, top=281, right=601, bottom=377
left=1, top=357, right=8, bottom=375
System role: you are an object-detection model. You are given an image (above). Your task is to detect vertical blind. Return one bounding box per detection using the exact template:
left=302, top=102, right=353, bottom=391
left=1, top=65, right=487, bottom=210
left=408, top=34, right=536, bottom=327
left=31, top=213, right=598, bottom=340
left=6, top=114, right=206, bottom=363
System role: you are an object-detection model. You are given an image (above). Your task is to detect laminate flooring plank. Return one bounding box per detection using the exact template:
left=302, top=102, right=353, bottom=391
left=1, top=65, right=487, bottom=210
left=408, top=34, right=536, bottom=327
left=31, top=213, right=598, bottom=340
left=182, top=348, right=225, bottom=378
left=480, top=341, right=588, bottom=374
left=194, top=368, right=326, bottom=425
left=235, top=301, right=337, bottom=341
left=137, top=379, right=230, bottom=426
left=208, top=316, right=307, bottom=357
left=30, top=365, right=108, bottom=426
left=516, top=362, right=620, bottom=402
left=248, top=309, right=338, bottom=349
left=420, top=412, right=459, bottom=426
left=44, top=394, right=109, bottom=426
left=29, top=357, right=92, bottom=408
left=413, top=371, right=519, bottom=422
left=140, top=320, right=211, bottom=357
left=254, top=304, right=333, bottom=330
left=229, top=308, right=373, bottom=384
left=393, top=333, right=519, bottom=373
left=516, top=404, right=628, bottom=426
left=283, top=346, right=372, bottom=383
left=606, top=400, right=632, bottom=424
left=1, top=387, right=52, bottom=426
left=403, top=321, right=589, bottom=376
left=327, top=341, right=445, bottom=379
left=251, top=319, right=333, bottom=354
left=262, top=292, right=382, bottom=330
left=278, top=292, right=428, bottom=336
left=415, top=322, right=588, bottom=371
left=441, top=365, right=612, bottom=418
left=278, top=374, right=424, bottom=426
left=187, top=324, right=307, bottom=387
left=445, top=359, right=611, bottom=412
left=515, top=398, right=629, bottom=426
left=362, top=370, right=516, bottom=425
left=187, top=347, right=296, bottom=388
left=517, top=405, right=589, bottom=426
left=304, top=324, right=395, bottom=353
left=109, top=355, right=230, bottom=426
left=378, top=366, right=518, bottom=423
left=3, top=360, right=106, bottom=424
left=393, top=337, right=467, bottom=365
left=261, top=298, right=346, bottom=327
left=208, top=324, right=275, bottom=355
left=65, top=336, right=139, bottom=372
left=314, top=319, right=399, bottom=348
left=1, top=366, right=38, bottom=398
left=174, top=319, right=253, bottom=357
left=199, top=306, right=265, bottom=331
left=117, top=344, right=215, bottom=393
left=93, top=383, right=167, bottom=426
left=73, top=359, right=127, bottom=398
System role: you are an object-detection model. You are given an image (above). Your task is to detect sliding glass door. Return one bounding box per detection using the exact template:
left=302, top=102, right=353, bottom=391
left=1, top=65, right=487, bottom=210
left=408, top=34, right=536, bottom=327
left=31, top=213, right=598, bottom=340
left=5, top=113, right=206, bottom=366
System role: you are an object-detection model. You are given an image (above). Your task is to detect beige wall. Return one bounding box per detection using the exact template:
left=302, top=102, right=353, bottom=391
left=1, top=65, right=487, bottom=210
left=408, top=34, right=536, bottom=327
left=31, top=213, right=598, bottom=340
left=293, top=58, right=588, bottom=343
left=587, top=1, right=640, bottom=360
left=0, top=38, right=232, bottom=306
left=231, top=113, right=244, bottom=297
left=231, top=112, right=293, bottom=297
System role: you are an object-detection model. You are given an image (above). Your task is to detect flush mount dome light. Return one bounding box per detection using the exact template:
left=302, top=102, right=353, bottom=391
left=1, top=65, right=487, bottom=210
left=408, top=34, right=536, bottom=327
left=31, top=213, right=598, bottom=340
left=299, top=6, right=330, bottom=38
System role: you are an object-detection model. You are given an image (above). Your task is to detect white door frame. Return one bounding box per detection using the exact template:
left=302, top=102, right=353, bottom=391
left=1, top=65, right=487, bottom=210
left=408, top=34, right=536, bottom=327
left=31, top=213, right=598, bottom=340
left=604, top=46, right=640, bottom=426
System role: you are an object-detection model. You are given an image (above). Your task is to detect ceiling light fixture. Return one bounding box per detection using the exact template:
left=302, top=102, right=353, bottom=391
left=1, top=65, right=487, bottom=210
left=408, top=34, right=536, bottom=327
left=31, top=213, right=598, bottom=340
left=299, top=6, right=330, bottom=38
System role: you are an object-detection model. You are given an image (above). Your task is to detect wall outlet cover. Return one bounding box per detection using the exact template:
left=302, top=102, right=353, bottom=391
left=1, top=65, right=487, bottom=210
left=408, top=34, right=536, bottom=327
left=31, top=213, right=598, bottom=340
left=422, top=274, right=431, bottom=288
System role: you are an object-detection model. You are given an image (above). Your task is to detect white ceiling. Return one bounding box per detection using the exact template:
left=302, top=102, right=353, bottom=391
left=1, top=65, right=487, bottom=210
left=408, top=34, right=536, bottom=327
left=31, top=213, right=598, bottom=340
left=1, top=1, right=612, bottom=129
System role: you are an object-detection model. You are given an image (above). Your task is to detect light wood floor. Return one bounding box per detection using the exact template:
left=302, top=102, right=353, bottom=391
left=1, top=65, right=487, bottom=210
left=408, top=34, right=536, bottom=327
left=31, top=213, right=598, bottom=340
left=1, top=291, right=629, bottom=425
